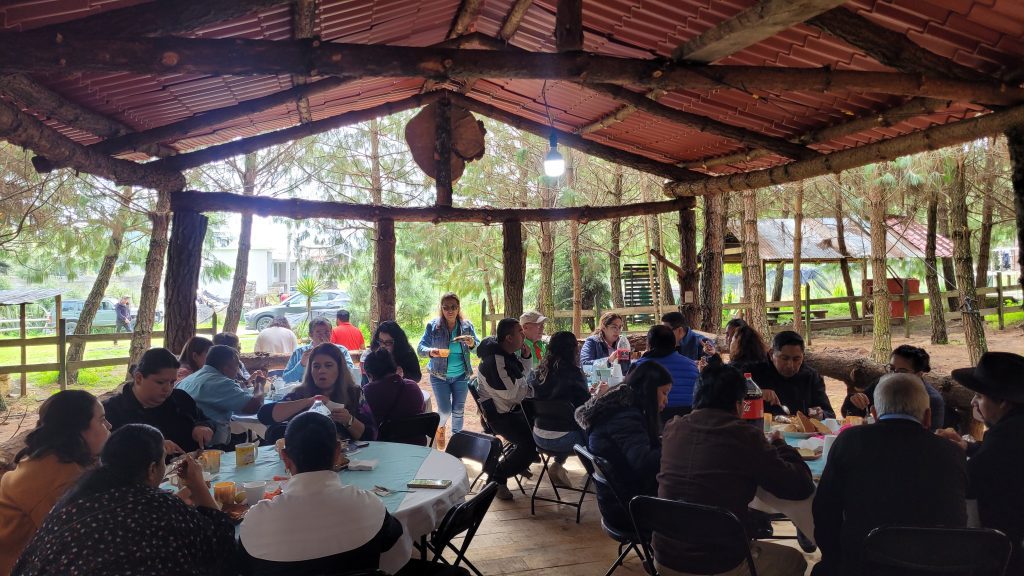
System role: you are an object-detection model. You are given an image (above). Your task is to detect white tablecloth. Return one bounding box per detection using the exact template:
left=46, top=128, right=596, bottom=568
left=230, top=414, right=267, bottom=440
left=750, top=487, right=817, bottom=546
left=378, top=447, right=470, bottom=573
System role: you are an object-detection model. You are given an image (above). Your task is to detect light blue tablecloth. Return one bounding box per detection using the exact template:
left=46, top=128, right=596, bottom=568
left=178, top=442, right=432, bottom=513
left=785, top=436, right=826, bottom=480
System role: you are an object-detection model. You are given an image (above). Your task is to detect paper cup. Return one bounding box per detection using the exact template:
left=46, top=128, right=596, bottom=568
left=243, top=481, right=267, bottom=505
left=822, top=434, right=837, bottom=461
left=823, top=418, right=841, bottom=434
left=235, top=442, right=257, bottom=467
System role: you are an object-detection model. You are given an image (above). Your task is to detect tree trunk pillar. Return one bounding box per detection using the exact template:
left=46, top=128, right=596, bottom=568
left=164, top=210, right=208, bottom=354
left=700, top=194, right=725, bottom=332
left=1005, top=125, right=1024, bottom=296
left=374, top=218, right=396, bottom=325
left=502, top=219, right=525, bottom=319
left=434, top=95, right=453, bottom=207
left=677, top=197, right=699, bottom=328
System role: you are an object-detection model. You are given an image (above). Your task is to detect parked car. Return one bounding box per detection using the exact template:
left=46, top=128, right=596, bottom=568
left=52, top=298, right=120, bottom=334
left=245, top=290, right=351, bottom=332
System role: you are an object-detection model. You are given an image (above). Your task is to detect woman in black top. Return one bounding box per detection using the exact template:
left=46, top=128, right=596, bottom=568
left=104, top=348, right=214, bottom=455
left=726, top=325, right=768, bottom=373
left=529, top=331, right=593, bottom=487
left=13, top=424, right=235, bottom=576
left=364, top=321, right=422, bottom=384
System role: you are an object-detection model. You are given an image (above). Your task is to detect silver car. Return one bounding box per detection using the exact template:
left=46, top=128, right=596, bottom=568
left=244, top=290, right=351, bottom=332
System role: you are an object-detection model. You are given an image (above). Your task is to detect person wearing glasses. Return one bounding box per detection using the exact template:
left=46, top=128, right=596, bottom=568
left=361, top=321, right=421, bottom=385
left=579, top=312, right=631, bottom=372
left=418, top=293, right=479, bottom=449
left=841, top=345, right=945, bottom=431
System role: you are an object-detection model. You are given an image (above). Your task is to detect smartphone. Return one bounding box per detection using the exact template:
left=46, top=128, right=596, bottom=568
left=352, top=441, right=370, bottom=449
left=407, top=478, right=452, bottom=489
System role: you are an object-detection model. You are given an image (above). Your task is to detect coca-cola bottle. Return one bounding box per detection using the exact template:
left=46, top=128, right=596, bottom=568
left=741, top=372, right=764, bottom=423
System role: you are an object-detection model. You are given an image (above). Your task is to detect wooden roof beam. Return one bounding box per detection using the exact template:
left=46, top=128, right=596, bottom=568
left=499, top=0, right=534, bottom=41
left=807, top=7, right=997, bottom=84
left=150, top=93, right=441, bottom=173
left=170, top=190, right=696, bottom=223
left=0, top=99, right=184, bottom=191
left=5, top=37, right=1021, bottom=105
left=664, top=102, right=1024, bottom=196
left=555, top=0, right=583, bottom=52
left=422, top=0, right=484, bottom=93
left=445, top=91, right=701, bottom=182
left=582, top=0, right=846, bottom=134
left=674, top=0, right=847, bottom=63
left=679, top=97, right=953, bottom=170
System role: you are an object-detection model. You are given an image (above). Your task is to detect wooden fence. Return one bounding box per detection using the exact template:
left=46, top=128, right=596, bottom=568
left=0, top=316, right=218, bottom=396
left=480, top=277, right=1022, bottom=341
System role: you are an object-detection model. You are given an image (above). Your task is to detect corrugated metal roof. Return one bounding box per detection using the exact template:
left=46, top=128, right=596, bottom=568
left=725, top=217, right=954, bottom=261
left=0, top=0, right=1017, bottom=174
left=0, top=288, right=63, bottom=305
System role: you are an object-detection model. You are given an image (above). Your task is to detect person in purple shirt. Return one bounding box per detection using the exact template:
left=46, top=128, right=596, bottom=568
left=362, top=348, right=426, bottom=445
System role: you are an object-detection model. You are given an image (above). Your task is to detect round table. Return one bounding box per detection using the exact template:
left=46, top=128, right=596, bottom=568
left=203, top=441, right=469, bottom=574
left=749, top=435, right=825, bottom=546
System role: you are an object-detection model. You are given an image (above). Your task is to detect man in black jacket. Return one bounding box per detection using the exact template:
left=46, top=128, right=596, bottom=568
left=476, top=318, right=535, bottom=501
left=941, top=352, right=1024, bottom=574
left=813, top=373, right=967, bottom=576
left=748, top=331, right=834, bottom=419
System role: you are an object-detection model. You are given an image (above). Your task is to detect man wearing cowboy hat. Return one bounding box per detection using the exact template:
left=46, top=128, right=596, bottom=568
left=941, top=351, right=1024, bottom=573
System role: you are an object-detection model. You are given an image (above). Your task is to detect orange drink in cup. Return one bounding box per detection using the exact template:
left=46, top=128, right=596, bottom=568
left=437, top=348, right=450, bottom=358
left=200, top=449, right=223, bottom=474
left=213, top=482, right=236, bottom=507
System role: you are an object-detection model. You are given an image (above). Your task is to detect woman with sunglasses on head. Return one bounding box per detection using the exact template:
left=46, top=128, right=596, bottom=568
left=417, top=293, right=479, bottom=449
left=841, top=344, right=946, bottom=430
left=360, top=321, right=421, bottom=385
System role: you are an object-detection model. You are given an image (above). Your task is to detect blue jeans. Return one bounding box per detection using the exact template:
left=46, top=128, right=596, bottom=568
left=430, top=374, right=469, bottom=433
left=533, top=429, right=588, bottom=464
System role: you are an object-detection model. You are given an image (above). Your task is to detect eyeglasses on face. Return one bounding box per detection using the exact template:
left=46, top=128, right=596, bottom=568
left=442, top=305, right=459, bottom=312
left=607, top=323, right=624, bottom=330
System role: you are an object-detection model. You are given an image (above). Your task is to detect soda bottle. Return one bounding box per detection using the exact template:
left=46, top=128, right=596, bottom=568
left=310, top=397, right=332, bottom=418
left=616, top=335, right=631, bottom=363
left=741, top=372, right=764, bottom=423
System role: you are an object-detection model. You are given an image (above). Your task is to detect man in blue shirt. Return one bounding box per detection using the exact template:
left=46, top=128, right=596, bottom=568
left=282, top=317, right=355, bottom=383
left=176, top=345, right=265, bottom=446
left=661, top=311, right=712, bottom=361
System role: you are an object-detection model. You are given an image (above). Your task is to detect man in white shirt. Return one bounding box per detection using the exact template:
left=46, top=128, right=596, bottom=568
left=254, top=316, right=300, bottom=355
left=240, top=412, right=402, bottom=574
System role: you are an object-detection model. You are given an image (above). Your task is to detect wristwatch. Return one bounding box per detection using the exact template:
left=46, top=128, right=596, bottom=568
left=345, top=415, right=354, bottom=428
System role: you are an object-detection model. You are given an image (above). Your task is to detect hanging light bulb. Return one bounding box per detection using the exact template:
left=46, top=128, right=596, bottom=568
left=543, top=132, right=565, bottom=177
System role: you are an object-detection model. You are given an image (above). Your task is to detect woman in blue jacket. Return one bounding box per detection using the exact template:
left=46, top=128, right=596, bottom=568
left=417, top=292, right=478, bottom=447
left=632, top=324, right=700, bottom=421
left=579, top=312, right=630, bottom=372
left=574, top=361, right=671, bottom=532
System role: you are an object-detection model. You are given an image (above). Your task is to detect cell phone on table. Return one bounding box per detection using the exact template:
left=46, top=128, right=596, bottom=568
left=352, top=441, right=369, bottom=449
left=407, top=478, right=452, bottom=489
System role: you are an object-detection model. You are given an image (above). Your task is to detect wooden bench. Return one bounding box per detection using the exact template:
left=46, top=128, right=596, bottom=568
left=766, top=309, right=829, bottom=324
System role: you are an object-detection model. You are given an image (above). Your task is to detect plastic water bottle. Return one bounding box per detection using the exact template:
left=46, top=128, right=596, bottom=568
left=310, top=398, right=332, bottom=418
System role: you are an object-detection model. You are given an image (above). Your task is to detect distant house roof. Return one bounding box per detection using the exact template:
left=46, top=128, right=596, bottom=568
left=0, top=288, right=63, bottom=306
left=724, top=217, right=953, bottom=262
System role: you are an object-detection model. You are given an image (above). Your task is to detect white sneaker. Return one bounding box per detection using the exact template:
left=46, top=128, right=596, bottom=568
left=496, top=484, right=514, bottom=501
left=548, top=462, right=574, bottom=488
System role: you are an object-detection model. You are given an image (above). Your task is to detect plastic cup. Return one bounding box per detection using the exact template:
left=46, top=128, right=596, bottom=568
left=213, top=481, right=236, bottom=506
left=822, top=435, right=837, bottom=461
left=275, top=438, right=286, bottom=459
left=200, top=450, right=223, bottom=474
left=437, top=348, right=450, bottom=358
left=243, top=481, right=267, bottom=505
left=262, top=482, right=280, bottom=501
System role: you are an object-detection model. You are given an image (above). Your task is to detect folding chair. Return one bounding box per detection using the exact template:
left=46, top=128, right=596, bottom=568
left=630, top=495, right=758, bottom=576
left=407, top=482, right=500, bottom=576
left=445, top=430, right=501, bottom=493
left=574, top=444, right=648, bottom=576
left=378, top=412, right=441, bottom=446
left=861, top=525, right=1013, bottom=576
left=522, top=399, right=592, bottom=523
left=467, top=380, right=527, bottom=494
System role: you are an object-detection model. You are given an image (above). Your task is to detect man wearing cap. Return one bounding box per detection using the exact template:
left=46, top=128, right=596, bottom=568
left=941, top=351, right=1024, bottom=573
left=520, top=310, right=548, bottom=379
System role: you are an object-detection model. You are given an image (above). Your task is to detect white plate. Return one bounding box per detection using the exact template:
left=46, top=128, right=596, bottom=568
left=782, top=430, right=817, bottom=439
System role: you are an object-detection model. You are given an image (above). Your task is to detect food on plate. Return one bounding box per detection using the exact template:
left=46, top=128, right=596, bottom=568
left=797, top=447, right=821, bottom=460
left=791, top=411, right=831, bottom=434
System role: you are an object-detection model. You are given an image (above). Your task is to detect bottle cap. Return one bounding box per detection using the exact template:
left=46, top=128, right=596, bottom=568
left=744, top=373, right=752, bottom=378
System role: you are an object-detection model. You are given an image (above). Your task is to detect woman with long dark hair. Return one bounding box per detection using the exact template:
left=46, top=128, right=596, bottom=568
left=727, top=325, right=769, bottom=372
left=0, top=390, right=109, bottom=574
left=13, top=424, right=234, bottom=576
left=530, top=331, right=593, bottom=487
left=417, top=292, right=479, bottom=448
left=175, top=336, right=213, bottom=383
left=575, top=361, right=671, bottom=531
left=259, top=343, right=376, bottom=441
left=363, top=320, right=421, bottom=384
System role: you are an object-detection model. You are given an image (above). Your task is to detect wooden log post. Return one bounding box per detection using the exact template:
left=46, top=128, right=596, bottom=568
left=164, top=210, right=208, bottom=355
left=803, top=283, right=812, bottom=345
left=699, top=194, right=725, bottom=333
left=57, top=319, right=67, bottom=391
left=434, top=95, right=453, bottom=207
left=677, top=197, right=699, bottom=328
left=503, top=220, right=526, bottom=320
left=996, top=273, right=1005, bottom=330
left=1006, top=125, right=1024, bottom=297
left=903, top=282, right=912, bottom=339
left=555, top=0, right=583, bottom=52
left=375, top=218, right=397, bottom=323
left=18, top=303, right=26, bottom=396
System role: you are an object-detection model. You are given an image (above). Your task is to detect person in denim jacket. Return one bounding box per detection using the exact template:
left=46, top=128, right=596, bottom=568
left=417, top=292, right=479, bottom=448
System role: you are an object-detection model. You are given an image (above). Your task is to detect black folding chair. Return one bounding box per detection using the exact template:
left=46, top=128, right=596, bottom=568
left=445, top=430, right=501, bottom=493
left=522, top=399, right=592, bottom=523
left=467, top=380, right=527, bottom=494
left=630, top=495, right=758, bottom=576
left=378, top=412, right=441, bottom=446
left=574, top=444, right=648, bottom=576
left=862, top=526, right=1013, bottom=576
left=411, top=481, right=500, bottom=576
